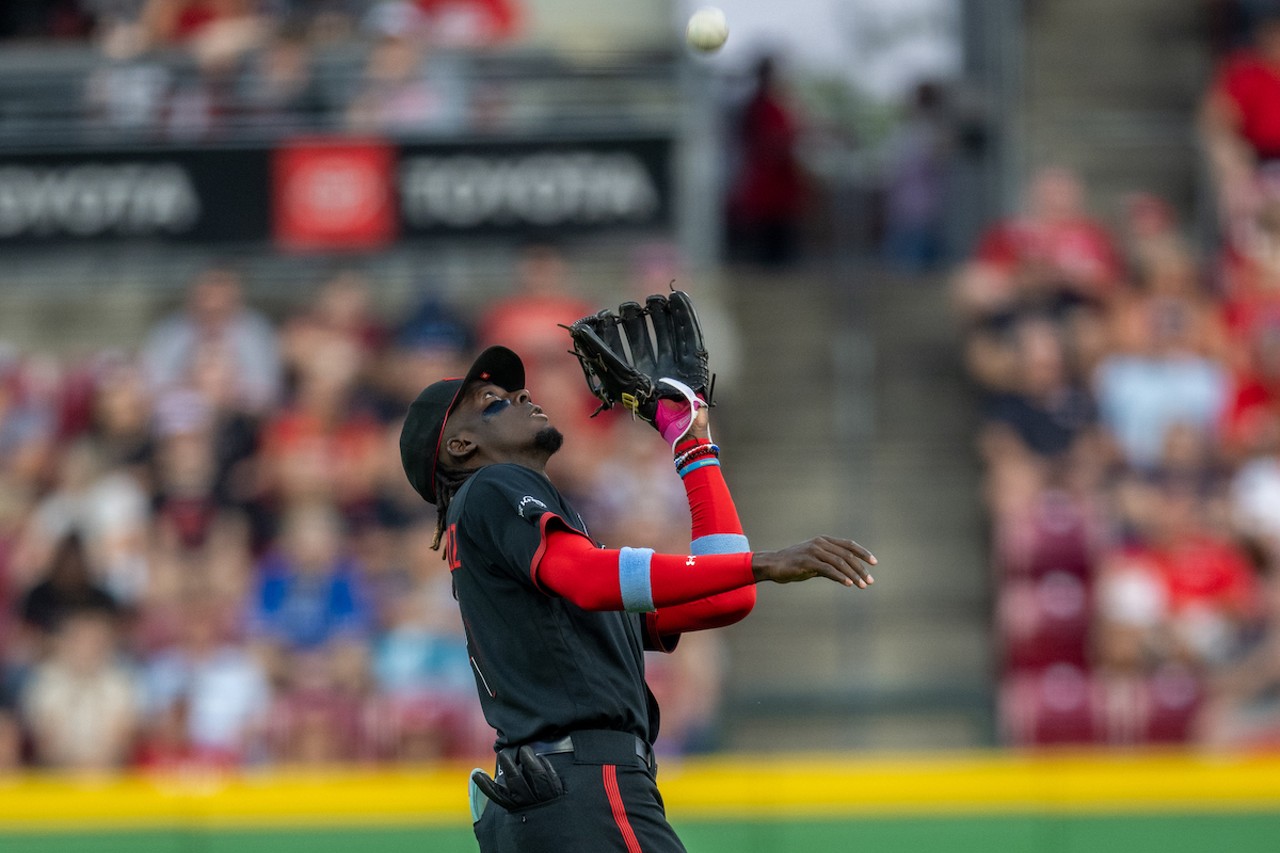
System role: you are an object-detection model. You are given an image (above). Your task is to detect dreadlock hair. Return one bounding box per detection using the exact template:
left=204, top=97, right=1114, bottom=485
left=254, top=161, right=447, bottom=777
left=432, top=463, right=477, bottom=550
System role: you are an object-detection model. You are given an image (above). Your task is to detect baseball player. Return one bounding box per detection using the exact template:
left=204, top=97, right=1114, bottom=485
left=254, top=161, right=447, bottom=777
left=399, top=337, right=876, bottom=852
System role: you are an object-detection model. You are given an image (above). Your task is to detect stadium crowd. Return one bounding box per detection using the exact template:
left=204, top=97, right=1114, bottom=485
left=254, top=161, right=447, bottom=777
left=4, top=0, right=524, bottom=142
left=0, top=241, right=726, bottom=772
left=961, top=8, right=1280, bottom=749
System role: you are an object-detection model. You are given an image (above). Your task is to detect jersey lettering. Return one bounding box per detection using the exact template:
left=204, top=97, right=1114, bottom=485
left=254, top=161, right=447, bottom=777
left=445, top=523, right=461, bottom=572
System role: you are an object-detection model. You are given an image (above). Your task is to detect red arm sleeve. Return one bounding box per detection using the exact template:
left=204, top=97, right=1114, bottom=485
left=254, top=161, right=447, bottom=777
left=642, top=444, right=758, bottom=648
left=534, top=528, right=755, bottom=611
left=685, top=455, right=746, bottom=539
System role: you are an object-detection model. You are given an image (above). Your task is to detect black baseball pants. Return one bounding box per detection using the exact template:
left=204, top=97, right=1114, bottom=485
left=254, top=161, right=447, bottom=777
left=472, top=730, right=686, bottom=853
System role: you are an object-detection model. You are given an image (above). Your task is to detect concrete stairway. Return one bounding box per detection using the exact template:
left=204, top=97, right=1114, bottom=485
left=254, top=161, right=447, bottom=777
left=712, top=262, right=993, bottom=752
left=1018, top=0, right=1212, bottom=219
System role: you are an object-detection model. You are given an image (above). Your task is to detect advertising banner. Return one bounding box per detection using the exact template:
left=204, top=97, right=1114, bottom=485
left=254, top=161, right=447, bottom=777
left=0, top=147, right=271, bottom=243
left=0, top=135, right=673, bottom=248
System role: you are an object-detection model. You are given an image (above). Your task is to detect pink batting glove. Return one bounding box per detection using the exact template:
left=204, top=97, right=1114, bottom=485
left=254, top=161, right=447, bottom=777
left=654, top=378, right=707, bottom=447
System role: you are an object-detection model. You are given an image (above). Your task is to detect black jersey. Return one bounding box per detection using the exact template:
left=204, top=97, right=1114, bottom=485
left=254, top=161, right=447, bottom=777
left=444, top=463, right=659, bottom=750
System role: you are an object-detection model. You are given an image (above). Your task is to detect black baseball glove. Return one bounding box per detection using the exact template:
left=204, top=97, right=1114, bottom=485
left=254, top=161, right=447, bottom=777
left=470, top=746, right=565, bottom=813
left=566, top=290, right=713, bottom=440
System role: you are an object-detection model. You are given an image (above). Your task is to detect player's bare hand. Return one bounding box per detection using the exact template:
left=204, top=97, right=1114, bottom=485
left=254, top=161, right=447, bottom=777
left=751, top=536, right=877, bottom=588
left=688, top=403, right=711, bottom=440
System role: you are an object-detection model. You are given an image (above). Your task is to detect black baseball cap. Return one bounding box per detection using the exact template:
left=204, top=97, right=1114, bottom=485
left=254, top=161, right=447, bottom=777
left=399, top=345, right=526, bottom=504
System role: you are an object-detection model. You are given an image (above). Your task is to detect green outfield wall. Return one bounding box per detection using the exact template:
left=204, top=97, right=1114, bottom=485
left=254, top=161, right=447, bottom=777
left=3, top=752, right=1280, bottom=853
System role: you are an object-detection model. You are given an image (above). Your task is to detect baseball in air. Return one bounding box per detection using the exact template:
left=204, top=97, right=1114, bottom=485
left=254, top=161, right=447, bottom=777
left=686, top=7, right=728, bottom=53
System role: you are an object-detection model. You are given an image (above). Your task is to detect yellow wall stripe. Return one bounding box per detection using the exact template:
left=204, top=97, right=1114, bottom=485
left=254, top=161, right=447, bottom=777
left=659, top=751, right=1280, bottom=817
left=2, top=751, right=1280, bottom=831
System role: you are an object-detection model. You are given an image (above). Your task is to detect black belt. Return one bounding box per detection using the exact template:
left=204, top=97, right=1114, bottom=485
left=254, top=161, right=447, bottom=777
left=525, top=732, right=653, bottom=768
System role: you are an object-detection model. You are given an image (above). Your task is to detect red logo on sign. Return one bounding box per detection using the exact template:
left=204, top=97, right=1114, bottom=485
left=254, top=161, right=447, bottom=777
left=273, top=139, right=397, bottom=251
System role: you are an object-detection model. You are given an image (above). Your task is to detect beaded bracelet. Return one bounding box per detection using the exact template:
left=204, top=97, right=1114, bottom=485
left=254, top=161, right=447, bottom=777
left=673, top=443, right=719, bottom=470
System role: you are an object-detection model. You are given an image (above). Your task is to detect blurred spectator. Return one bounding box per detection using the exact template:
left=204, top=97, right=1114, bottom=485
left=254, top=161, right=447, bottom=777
left=0, top=354, right=59, bottom=516
left=84, top=54, right=175, bottom=134
left=234, top=17, right=328, bottom=130
left=258, top=336, right=383, bottom=522
left=1231, top=442, right=1280, bottom=553
left=978, top=316, right=1099, bottom=469
left=1092, top=255, right=1232, bottom=472
left=1200, top=9, right=1280, bottom=244
left=137, top=0, right=268, bottom=64
left=15, top=440, right=151, bottom=606
left=1219, top=197, right=1280, bottom=368
left=1195, top=552, right=1280, bottom=747
left=246, top=502, right=373, bottom=667
left=179, top=344, right=262, bottom=511
left=881, top=80, right=954, bottom=273
left=117, top=0, right=272, bottom=139
left=279, top=268, right=387, bottom=393
left=1125, top=243, right=1226, bottom=358
left=952, top=166, right=1125, bottom=323
left=161, top=46, right=240, bottom=140
left=477, top=241, right=593, bottom=381
left=725, top=55, right=807, bottom=268
left=368, top=520, right=480, bottom=760
left=578, top=417, right=690, bottom=554
left=346, top=3, right=469, bottom=134
left=87, top=359, right=155, bottom=473
left=376, top=293, right=473, bottom=422
left=409, top=0, right=521, bottom=48
left=141, top=264, right=283, bottom=416
left=1121, top=481, right=1258, bottom=667
left=1093, top=545, right=1173, bottom=677
left=367, top=295, right=472, bottom=530
left=138, top=596, right=269, bottom=766
left=1222, top=318, right=1280, bottom=459
left=146, top=387, right=255, bottom=602
left=17, top=532, right=119, bottom=638
left=1119, top=192, right=1185, bottom=277
left=264, top=644, right=369, bottom=764
left=20, top=608, right=138, bottom=770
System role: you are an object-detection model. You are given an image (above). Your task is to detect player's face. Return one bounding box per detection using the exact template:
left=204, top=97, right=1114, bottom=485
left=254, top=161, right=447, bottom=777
left=452, top=382, right=561, bottom=461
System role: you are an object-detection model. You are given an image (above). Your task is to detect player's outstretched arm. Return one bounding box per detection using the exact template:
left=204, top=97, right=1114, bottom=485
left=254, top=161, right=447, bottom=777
left=535, top=530, right=876, bottom=614
left=751, top=536, right=877, bottom=588
left=644, top=405, right=756, bottom=643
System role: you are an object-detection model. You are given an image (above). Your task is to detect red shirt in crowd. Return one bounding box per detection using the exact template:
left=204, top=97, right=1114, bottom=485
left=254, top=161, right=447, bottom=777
left=1151, top=535, right=1259, bottom=617
left=1211, top=49, right=1280, bottom=159
left=414, top=0, right=522, bottom=42
left=259, top=409, right=383, bottom=511
left=730, top=89, right=805, bottom=225
left=974, top=216, right=1125, bottom=299
left=1220, top=246, right=1280, bottom=444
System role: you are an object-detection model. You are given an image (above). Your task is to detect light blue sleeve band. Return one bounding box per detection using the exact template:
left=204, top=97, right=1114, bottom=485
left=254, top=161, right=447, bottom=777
left=691, top=533, right=751, bottom=555
left=618, top=547, right=656, bottom=613
left=678, top=458, right=721, bottom=478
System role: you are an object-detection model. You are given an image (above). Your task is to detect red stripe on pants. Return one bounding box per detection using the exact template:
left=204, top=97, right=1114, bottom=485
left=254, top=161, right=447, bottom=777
left=603, top=764, right=642, bottom=853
